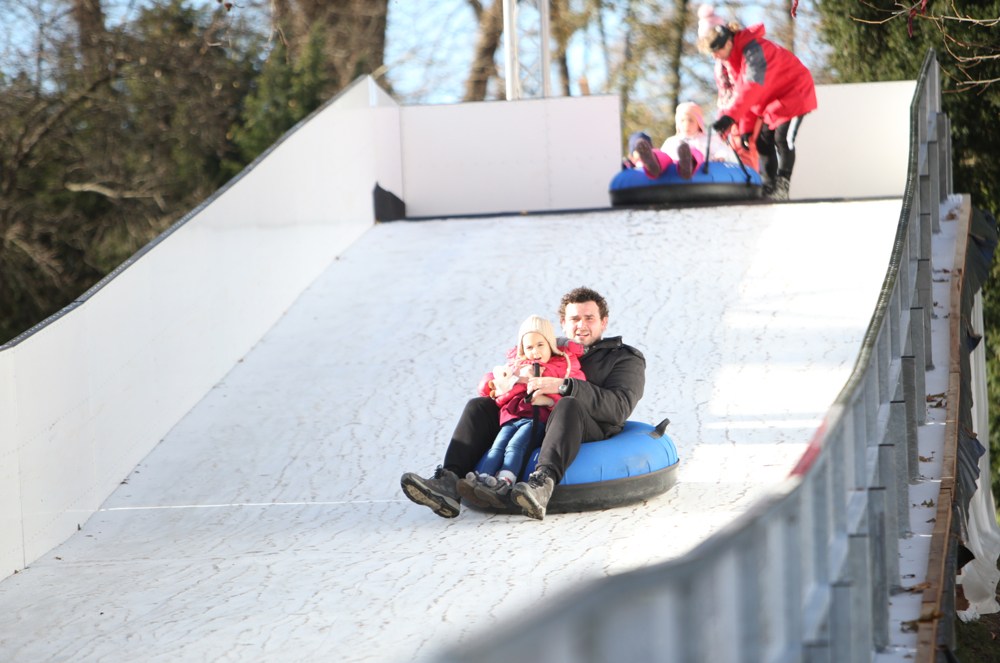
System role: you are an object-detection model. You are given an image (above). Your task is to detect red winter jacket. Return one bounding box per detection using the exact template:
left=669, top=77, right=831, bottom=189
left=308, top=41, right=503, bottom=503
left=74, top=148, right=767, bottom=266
left=477, top=342, right=586, bottom=426
left=715, top=23, right=817, bottom=135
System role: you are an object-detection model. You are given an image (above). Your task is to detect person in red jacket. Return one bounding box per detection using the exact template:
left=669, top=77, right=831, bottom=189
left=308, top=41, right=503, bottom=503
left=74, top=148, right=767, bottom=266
left=457, top=314, right=585, bottom=509
left=697, top=4, right=817, bottom=201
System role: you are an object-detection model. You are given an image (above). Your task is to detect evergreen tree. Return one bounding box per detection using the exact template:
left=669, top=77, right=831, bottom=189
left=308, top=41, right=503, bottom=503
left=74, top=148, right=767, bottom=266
left=228, top=24, right=326, bottom=172
left=0, top=0, right=261, bottom=343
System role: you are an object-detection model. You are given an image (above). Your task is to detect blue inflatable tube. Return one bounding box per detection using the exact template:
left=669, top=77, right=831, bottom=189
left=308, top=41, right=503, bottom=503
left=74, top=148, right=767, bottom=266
left=472, top=419, right=680, bottom=514
left=610, top=161, right=762, bottom=206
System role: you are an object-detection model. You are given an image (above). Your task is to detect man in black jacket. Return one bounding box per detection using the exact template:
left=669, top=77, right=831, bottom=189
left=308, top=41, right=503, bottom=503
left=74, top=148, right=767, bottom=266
left=401, top=286, right=646, bottom=520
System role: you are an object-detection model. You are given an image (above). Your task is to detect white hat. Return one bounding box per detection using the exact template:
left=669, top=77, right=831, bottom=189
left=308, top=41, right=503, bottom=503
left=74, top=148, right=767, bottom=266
left=697, top=4, right=726, bottom=40
left=676, top=101, right=705, bottom=132
left=517, top=315, right=563, bottom=359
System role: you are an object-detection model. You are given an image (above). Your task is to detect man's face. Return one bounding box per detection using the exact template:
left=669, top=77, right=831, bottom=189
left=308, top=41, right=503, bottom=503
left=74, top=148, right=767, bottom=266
left=561, top=301, right=608, bottom=348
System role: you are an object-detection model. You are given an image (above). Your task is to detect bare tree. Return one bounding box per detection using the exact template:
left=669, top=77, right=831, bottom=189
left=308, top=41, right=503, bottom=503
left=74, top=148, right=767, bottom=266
left=70, top=0, right=107, bottom=75
left=662, top=0, right=690, bottom=132
left=463, top=0, right=505, bottom=101
left=854, top=2, right=1000, bottom=90
left=271, top=0, right=390, bottom=97
left=771, top=0, right=797, bottom=50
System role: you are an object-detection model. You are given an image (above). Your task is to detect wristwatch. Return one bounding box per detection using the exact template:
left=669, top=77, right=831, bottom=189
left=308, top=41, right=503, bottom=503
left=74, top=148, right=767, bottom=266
left=558, top=378, right=573, bottom=396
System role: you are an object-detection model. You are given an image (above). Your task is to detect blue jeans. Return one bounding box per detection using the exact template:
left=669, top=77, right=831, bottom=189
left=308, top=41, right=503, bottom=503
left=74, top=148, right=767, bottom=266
left=479, top=418, right=540, bottom=479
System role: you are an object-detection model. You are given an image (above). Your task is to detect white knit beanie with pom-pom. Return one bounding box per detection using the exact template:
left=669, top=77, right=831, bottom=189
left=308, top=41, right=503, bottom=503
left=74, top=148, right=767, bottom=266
left=697, top=4, right=726, bottom=40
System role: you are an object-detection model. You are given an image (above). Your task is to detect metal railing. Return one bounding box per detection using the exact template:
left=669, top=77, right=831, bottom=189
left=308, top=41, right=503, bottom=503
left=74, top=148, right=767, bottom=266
left=438, top=50, right=961, bottom=663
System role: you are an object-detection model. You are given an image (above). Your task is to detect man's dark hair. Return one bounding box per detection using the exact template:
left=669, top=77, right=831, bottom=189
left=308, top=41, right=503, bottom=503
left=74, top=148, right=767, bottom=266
left=559, top=286, right=609, bottom=321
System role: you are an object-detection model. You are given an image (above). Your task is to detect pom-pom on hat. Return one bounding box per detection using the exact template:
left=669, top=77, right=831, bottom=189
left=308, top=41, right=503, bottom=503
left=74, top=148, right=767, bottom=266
left=697, top=4, right=726, bottom=39
left=627, top=131, right=652, bottom=154
left=675, top=102, right=705, bottom=132
left=517, top=315, right=563, bottom=359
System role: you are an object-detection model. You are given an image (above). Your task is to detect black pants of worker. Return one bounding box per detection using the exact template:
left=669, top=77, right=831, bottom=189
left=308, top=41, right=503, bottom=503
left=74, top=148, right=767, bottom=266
left=443, top=396, right=605, bottom=483
left=755, top=115, right=805, bottom=190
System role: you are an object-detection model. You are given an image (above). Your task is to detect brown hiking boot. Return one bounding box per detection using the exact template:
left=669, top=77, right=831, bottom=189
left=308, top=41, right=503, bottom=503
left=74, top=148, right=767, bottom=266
left=676, top=142, right=695, bottom=180
left=400, top=466, right=461, bottom=518
left=634, top=139, right=662, bottom=178
left=512, top=467, right=556, bottom=520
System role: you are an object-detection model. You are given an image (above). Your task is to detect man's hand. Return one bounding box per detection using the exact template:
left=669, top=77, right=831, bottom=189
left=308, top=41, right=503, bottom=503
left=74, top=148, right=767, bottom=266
left=526, top=376, right=562, bottom=399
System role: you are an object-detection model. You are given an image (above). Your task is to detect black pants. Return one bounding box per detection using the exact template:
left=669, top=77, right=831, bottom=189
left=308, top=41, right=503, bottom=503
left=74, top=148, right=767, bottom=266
left=443, top=397, right=605, bottom=483
left=755, top=115, right=805, bottom=188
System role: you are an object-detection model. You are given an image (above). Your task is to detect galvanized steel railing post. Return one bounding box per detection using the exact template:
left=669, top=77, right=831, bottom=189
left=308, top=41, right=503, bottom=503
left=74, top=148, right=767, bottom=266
left=909, top=305, right=929, bottom=424
left=877, top=444, right=902, bottom=584
left=868, top=485, right=891, bottom=649
left=901, top=355, right=921, bottom=483
left=941, top=115, right=953, bottom=197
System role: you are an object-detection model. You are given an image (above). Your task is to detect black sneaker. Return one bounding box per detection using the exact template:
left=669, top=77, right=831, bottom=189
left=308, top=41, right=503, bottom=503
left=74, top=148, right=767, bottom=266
left=456, top=472, right=490, bottom=509
left=512, top=468, right=555, bottom=520
left=400, top=466, right=461, bottom=518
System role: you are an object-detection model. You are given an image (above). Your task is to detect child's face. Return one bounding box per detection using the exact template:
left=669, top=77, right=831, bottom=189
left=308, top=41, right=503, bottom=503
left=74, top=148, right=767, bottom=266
left=521, top=331, right=553, bottom=363
left=676, top=110, right=701, bottom=137
left=711, top=39, right=733, bottom=60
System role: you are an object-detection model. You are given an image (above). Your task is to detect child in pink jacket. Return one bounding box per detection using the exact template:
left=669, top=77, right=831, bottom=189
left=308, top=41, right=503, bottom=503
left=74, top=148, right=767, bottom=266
left=622, top=131, right=698, bottom=181
left=458, top=315, right=585, bottom=509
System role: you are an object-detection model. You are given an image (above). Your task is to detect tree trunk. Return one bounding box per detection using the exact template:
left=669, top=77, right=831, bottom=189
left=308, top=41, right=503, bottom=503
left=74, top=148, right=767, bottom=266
left=464, top=0, right=505, bottom=101
left=550, top=0, right=572, bottom=96
left=71, top=0, right=108, bottom=77
left=775, top=0, right=797, bottom=51
left=664, top=0, right=689, bottom=131
left=271, top=0, right=389, bottom=98
left=618, top=0, right=637, bottom=112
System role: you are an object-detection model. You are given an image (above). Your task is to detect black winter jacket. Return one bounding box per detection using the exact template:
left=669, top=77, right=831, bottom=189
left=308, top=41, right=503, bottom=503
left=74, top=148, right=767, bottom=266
left=559, top=335, right=645, bottom=438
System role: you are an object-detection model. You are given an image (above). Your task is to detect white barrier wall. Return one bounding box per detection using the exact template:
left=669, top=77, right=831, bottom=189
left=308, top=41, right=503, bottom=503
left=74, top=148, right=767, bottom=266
left=400, top=95, right=621, bottom=217
left=793, top=81, right=915, bottom=200
left=0, top=77, right=397, bottom=576
left=395, top=80, right=914, bottom=213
